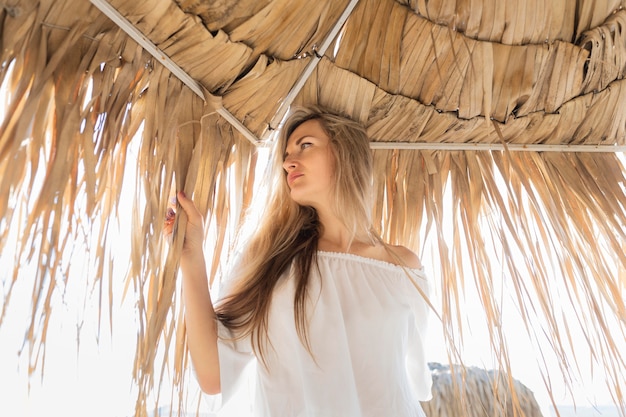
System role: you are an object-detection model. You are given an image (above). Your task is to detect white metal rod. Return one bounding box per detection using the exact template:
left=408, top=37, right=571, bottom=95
left=214, top=108, right=261, bottom=146
left=265, top=0, right=360, bottom=138
left=90, top=0, right=204, bottom=97
left=89, top=0, right=260, bottom=146
left=369, top=142, right=626, bottom=153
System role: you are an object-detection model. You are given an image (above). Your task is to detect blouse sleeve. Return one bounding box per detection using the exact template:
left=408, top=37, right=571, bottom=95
left=217, top=324, right=255, bottom=402
left=202, top=252, right=256, bottom=414
left=405, top=269, right=433, bottom=401
left=201, top=324, right=255, bottom=414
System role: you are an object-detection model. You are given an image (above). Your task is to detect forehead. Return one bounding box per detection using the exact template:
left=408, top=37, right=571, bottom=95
left=285, top=118, right=328, bottom=147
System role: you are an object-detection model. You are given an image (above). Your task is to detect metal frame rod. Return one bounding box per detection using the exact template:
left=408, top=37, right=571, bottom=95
left=369, top=142, right=626, bottom=153
left=264, top=0, right=361, bottom=139
left=89, top=0, right=260, bottom=146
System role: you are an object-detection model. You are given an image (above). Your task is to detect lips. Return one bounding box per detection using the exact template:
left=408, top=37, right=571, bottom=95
left=287, top=172, right=303, bottom=185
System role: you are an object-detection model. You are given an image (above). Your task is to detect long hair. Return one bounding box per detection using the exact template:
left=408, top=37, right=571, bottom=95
left=214, top=106, right=377, bottom=361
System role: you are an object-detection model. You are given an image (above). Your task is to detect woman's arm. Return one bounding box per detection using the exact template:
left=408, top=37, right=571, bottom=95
left=165, top=191, right=221, bottom=394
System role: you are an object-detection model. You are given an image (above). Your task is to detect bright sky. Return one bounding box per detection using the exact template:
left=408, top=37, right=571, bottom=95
left=0, top=65, right=624, bottom=417
left=418, top=164, right=626, bottom=416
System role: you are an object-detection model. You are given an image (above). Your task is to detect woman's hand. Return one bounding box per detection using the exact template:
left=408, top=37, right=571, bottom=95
left=164, top=191, right=206, bottom=255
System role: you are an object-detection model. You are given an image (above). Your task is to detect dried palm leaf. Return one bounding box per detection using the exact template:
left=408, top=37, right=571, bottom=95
left=333, top=0, right=590, bottom=122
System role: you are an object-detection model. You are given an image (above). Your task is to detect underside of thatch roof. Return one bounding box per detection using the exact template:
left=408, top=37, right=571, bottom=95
left=1, top=0, right=626, bottom=416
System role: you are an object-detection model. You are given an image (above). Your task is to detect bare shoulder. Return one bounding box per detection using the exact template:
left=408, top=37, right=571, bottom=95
left=388, top=244, right=422, bottom=269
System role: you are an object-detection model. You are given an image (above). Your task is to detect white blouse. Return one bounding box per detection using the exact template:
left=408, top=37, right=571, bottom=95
left=207, top=251, right=432, bottom=417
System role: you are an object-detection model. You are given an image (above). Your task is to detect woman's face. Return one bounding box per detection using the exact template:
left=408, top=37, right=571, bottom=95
left=282, top=119, right=335, bottom=208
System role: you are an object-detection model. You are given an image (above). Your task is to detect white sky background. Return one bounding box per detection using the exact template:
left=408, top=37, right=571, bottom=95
left=420, top=175, right=626, bottom=415
left=0, top=68, right=624, bottom=417
left=0, top=72, right=139, bottom=414
left=418, top=152, right=626, bottom=416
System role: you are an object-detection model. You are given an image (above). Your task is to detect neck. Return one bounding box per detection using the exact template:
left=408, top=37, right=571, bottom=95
left=315, top=206, right=372, bottom=252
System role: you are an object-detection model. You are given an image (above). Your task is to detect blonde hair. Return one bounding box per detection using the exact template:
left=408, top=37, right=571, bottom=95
left=214, top=106, right=378, bottom=361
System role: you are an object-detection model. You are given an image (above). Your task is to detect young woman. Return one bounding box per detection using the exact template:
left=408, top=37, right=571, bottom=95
left=164, top=106, right=433, bottom=416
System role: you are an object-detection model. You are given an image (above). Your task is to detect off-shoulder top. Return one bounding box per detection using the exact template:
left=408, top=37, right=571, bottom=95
left=207, top=251, right=432, bottom=417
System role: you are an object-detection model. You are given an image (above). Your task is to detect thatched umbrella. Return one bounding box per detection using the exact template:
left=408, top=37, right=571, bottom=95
left=1, top=0, right=625, bottom=416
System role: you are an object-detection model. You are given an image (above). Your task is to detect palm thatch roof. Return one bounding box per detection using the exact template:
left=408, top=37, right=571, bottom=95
left=1, top=0, right=626, bottom=416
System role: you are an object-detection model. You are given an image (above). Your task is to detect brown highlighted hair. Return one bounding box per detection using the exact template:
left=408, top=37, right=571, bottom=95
left=214, top=106, right=377, bottom=362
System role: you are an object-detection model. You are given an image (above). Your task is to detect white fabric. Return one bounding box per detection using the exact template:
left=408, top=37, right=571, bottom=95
left=208, top=251, right=432, bottom=417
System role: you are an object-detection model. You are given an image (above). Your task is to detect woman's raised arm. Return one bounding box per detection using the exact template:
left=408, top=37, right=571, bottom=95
left=164, top=191, right=221, bottom=394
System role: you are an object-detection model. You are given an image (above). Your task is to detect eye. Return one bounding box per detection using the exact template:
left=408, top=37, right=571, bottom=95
left=300, top=142, right=312, bottom=150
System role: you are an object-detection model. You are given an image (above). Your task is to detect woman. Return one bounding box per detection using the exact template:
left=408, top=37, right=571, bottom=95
left=164, top=106, right=433, bottom=416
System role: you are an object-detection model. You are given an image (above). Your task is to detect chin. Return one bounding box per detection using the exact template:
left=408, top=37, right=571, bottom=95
left=289, top=193, right=313, bottom=207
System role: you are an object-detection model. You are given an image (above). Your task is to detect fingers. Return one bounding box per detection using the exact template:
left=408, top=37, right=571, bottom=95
left=165, top=207, right=175, bottom=221
left=163, top=191, right=206, bottom=252
left=163, top=191, right=196, bottom=229
left=175, top=191, right=203, bottom=225
left=176, top=190, right=192, bottom=210
left=163, top=191, right=204, bottom=233
left=164, top=207, right=175, bottom=226
left=163, top=207, right=176, bottom=239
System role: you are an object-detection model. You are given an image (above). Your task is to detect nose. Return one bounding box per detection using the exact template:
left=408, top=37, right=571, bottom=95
left=282, top=154, right=297, bottom=171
